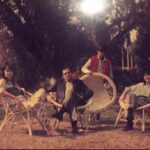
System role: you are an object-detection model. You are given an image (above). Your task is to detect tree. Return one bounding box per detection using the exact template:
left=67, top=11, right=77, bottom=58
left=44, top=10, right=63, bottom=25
left=0, top=0, right=150, bottom=89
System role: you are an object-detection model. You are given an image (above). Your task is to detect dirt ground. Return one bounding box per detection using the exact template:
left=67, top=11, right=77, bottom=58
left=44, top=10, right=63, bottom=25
left=1, top=103, right=150, bottom=149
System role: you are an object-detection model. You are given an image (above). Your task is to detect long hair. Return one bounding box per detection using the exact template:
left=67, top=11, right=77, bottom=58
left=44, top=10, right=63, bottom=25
left=143, top=67, right=150, bottom=85
left=1, top=63, right=16, bottom=84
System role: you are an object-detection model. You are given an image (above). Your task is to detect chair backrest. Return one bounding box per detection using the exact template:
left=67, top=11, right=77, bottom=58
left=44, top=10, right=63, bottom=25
left=80, top=73, right=117, bottom=113
left=22, top=88, right=45, bottom=109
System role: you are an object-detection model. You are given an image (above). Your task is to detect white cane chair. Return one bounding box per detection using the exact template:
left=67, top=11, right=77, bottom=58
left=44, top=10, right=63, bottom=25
left=0, top=93, right=32, bottom=136
left=0, top=88, right=45, bottom=136
left=115, top=95, right=150, bottom=132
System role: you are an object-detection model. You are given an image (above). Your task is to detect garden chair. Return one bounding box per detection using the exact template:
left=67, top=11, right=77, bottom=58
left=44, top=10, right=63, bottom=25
left=0, top=89, right=45, bottom=136
left=47, top=73, right=117, bottom=130
left=115, top=95, right=150, bottom=132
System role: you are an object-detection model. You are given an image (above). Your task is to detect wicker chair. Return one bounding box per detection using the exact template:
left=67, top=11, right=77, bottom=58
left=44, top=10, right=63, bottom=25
left=115, top=94, right=150, bottom=132
left=0, top=89, right=45, bottom=136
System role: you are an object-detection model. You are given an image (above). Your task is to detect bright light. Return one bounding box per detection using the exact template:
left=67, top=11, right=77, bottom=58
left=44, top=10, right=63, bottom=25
left=80, top=0, right=106, bottom=15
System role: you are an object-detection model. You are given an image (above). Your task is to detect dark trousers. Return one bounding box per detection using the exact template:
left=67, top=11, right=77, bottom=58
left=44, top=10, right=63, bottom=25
left=62, top=93, right=87, bottom=122
left=126, top=96, right=150, bottom=126
left=126, top=107, right=134, bottom=127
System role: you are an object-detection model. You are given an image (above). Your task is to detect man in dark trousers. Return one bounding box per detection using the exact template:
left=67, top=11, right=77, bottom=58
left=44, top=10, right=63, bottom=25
left=49, top=66, right=93, bottom=135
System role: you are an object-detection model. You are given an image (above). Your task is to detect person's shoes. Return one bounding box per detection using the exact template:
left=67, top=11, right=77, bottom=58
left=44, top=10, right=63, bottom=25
left=72, top=127, right=78, bottom=135
left=123, top=125, right=134, bottom=131
left=71, top=121, right=78, bottom=135
left=51, top=112, right=63, bottom=121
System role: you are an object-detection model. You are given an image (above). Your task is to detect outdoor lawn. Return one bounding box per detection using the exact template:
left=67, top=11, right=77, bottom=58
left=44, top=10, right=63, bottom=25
left=0, top=102, right=150, bottom=149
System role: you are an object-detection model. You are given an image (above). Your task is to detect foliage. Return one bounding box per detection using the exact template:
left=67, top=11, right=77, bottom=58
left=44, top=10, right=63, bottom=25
left=0, top=0, right=150, bottom=89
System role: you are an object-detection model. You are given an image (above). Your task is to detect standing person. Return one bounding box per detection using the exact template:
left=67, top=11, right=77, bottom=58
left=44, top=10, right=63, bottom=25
left=81, top=46, right=113, bottom=122
left=48, top=66, right=93, bottom=135
left=0, top=63, right=57, bottom=135
left=119, top=67, right=150, bottom=131
left=81, top=46, right=113, bottom=79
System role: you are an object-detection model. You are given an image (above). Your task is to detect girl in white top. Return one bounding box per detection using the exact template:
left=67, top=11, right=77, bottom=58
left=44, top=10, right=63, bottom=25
left=0, top=64, right=45, bottom=106
left=119, top=68, right=150, bottom=131
left=0, top=64, right=58, bottom=135
left=119, top=70, right=150, bottom=107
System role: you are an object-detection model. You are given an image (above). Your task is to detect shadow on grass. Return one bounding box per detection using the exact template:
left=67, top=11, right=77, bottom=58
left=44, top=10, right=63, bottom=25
left=32, top=130, right=47, bottom=136
left=26, top=128, right=67, bottom=137
left=81, top=119, right=127, bottom=133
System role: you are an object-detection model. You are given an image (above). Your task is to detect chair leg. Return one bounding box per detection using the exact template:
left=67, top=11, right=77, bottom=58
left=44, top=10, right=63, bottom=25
left=114, top=108, right=124, bottom=127
left=27, top=111, right=32, bottom=136
left=133, top=114, right=139, bottom=128
left=0, top=113, right=13, bottom=131
left=84, top=111, right=89, bottom=131
left=142, top=109, right=145, bottom=132
left=35, top=116, right=46, bottom=131
left=53, top=119, right=59, bottom=130
left=0, top=103, right=13, bottom=131
left=77, top=111, right=86, bottom=129
left=10, top=115, right=18, bottom=129
left=21, top=111, right=32, bottom=136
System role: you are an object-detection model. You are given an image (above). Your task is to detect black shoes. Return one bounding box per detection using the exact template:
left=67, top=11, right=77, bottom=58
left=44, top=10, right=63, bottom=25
left=51, top=107, right=66, bottom=121
left=72, top=126, right=78, bottom=135
left=123, top=116, right=134, bottom=131
left=123, top=125, right=134, bottom=131
left=71, top=121, right=78, bottom=135
left=51, top=112, right=63, bottom=121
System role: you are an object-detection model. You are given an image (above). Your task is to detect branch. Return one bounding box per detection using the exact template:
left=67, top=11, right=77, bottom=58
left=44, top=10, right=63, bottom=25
left=0, top=0, right=43, bottom=61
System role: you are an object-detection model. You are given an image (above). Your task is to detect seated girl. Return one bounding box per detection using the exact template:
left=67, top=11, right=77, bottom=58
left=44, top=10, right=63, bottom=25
left=0, top=63, right=57, bottom=135
left=119, top=67, right=150, bottom=131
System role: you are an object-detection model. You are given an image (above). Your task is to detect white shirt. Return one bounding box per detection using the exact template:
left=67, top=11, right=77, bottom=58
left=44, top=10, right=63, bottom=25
left=62, top=81, right=73, bottom=104
left=125, top=82, right=150, bottom=97
left=65, top=81, right=73, bottom=98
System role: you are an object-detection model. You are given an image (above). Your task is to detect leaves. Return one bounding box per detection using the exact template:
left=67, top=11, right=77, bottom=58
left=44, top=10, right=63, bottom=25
left=0, top=0, right=150, bottom=89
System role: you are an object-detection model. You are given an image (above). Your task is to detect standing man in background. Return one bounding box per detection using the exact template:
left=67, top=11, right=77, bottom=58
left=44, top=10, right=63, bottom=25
left=81, top=46, right=113, bottom=79
left=81, top=46, right=113, bottom=122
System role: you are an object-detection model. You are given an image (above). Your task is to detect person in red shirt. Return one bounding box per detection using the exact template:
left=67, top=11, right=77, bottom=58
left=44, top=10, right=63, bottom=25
left=81, top=47, right=113, bottom=78
left=81, top=46, right=113, bottom=122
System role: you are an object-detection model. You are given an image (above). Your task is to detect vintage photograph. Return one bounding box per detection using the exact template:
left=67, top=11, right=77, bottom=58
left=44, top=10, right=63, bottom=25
left=0, top=0, right=150, bottom=149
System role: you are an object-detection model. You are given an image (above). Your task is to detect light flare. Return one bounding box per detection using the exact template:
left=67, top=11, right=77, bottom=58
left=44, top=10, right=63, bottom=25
left=80, top=0, right=107, bottom=15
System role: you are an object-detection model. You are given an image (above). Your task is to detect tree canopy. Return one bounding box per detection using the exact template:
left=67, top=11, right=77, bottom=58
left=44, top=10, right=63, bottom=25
left=0, top=0, right=150, bottom=88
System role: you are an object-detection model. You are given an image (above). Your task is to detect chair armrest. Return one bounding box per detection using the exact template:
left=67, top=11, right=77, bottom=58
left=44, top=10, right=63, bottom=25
left=24, top=91, right=32, bottom=96
left=136, top=103, right=150, bottom=110
left=1, top=92, right=16, bottom=99
left=46, top=94, right=62, bottom=108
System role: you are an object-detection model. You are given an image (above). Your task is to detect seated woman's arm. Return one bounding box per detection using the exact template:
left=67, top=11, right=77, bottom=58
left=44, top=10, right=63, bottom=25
left=0, top=79, right=16, bottom=99
left=1, top=90, right=16, bottom=99
left=0, top=79, right=17, bottom=100
left=119, top=83, right=140, bottom=102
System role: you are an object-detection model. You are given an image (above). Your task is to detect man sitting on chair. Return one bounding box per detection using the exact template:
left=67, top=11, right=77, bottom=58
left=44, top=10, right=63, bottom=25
left=48, top=65, right=93, bottom=135
left=119, top=67, right=150, bottom=131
